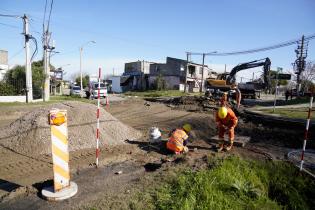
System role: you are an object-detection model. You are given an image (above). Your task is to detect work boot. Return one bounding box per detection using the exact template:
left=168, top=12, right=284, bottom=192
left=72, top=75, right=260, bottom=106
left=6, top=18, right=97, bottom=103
left=225, top=142, right=234, bottom=151
left=217, top=144, right=224, bottom=152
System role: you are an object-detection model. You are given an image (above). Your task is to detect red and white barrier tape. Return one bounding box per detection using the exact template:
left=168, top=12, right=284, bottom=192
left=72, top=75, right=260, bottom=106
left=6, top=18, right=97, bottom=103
left=96, top=67, right=101, bottom=167
left=300, top=95, right=313, bottom=171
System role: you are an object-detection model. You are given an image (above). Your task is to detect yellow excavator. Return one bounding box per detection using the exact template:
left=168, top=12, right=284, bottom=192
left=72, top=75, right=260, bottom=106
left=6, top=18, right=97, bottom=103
left=205, top=58, right=271, bottom=99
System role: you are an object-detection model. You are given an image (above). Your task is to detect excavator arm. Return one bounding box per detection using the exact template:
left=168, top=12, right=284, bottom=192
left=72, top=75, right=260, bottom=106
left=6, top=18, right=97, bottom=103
left=226, top=57, right=271, bottom=89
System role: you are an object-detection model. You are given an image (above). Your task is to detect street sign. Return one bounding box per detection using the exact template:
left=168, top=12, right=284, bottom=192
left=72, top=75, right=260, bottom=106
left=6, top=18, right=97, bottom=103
left=270, top=73, right=291, bottom=80
left=277, top=73, right=291, bottom=80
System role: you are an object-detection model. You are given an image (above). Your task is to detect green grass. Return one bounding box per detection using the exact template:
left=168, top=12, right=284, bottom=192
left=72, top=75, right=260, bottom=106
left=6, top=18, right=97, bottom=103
left=124, top=90, right=201, bottom=98
left=130, top=156, right=315, bottom=210
left=283, top=97, right=311, bottom=106
left=0, top=95, right=92, bottom=107
left=262, top=108, right=315, bottom=120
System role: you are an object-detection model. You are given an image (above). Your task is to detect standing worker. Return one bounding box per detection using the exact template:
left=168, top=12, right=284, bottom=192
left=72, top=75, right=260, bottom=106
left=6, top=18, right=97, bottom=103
left=216, top=106, right=238, bottom=152
left=231, top=84, right=241, bottom=109
left=166, top=124, right=192, bottom=154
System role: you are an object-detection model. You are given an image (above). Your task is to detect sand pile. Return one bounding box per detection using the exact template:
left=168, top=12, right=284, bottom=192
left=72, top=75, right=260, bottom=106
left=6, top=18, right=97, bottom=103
left=0, top=101, right=142, bottom=156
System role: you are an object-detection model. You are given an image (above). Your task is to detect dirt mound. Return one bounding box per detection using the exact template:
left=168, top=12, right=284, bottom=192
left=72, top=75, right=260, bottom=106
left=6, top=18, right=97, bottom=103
left=0, top=101, right=142, bottom=156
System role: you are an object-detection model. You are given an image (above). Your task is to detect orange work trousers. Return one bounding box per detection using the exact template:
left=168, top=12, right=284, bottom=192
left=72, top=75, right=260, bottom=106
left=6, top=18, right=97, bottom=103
left=218, top=126, right=235, bottom=141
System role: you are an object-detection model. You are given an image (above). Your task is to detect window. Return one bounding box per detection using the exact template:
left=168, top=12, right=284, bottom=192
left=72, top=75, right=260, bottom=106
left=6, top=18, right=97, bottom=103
left=180, top=65, right=185, bottom=71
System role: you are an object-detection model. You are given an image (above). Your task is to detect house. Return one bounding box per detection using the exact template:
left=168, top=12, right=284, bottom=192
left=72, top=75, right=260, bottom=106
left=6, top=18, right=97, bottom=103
left=121, top=60, right=153, bottom=91
left=0, top=50, right=9, bottom=81
left=149, top=57, right=214, bottom=92
left=121, top=57, right=215, bottom=92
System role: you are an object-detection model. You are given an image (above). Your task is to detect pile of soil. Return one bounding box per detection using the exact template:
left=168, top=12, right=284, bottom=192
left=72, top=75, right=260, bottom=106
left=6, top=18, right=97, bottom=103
left=0, top=101, right=142, bottom=156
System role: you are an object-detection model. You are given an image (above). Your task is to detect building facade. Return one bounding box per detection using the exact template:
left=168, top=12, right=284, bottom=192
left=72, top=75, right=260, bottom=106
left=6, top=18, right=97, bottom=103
left=0, top=50, right=9, bottom=81
left=121, top=57, right=216, bottom=92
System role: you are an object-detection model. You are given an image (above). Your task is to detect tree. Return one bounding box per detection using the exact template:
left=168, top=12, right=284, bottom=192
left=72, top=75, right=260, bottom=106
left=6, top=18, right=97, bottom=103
left=4, top=60, right=54, bottom=98
left=154, top=73, right=166, bottom=90
left=260, top=70, right=288, bottom=93
left=75, top=74, right=90, bottom=88
left=290, top=61, right=315, bottom=93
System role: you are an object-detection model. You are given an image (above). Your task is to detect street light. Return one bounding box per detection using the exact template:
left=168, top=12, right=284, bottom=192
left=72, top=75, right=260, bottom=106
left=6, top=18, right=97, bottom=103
left=80, top=40, right=96, bottom=92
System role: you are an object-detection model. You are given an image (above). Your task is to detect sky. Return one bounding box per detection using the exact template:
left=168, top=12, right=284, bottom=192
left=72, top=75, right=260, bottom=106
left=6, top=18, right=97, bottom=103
left=0, top=0, right=314, bottom=82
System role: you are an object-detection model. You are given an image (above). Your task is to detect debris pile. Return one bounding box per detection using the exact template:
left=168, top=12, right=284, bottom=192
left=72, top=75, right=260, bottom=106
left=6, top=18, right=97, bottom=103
left=0, top=101, right=142, bottom=156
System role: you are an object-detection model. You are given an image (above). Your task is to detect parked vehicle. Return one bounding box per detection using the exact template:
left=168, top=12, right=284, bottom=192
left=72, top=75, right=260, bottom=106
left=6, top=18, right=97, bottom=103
left=87, top=82, right=108, bottom=99
left=70, top=85, right=81, bottom=96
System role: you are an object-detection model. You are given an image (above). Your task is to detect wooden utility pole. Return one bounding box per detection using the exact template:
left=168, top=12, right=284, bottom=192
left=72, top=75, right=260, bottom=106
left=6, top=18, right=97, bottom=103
left=23, top=15, right=33, bottom=103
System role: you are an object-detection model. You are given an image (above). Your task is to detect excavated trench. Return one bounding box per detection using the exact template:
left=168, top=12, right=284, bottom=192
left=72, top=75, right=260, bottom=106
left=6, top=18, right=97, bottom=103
left=145, top=96, right=315, bottom=149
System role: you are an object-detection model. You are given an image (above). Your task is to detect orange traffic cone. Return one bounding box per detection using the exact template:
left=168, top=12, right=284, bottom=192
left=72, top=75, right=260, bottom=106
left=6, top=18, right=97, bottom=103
left=105, top=96, right=109, bottom=107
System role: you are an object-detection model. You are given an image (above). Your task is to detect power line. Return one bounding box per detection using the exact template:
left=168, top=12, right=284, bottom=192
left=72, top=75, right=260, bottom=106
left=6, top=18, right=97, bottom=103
left=8, top=47, right=24, bottom=61
left=0, top=22, right=20, bottom=29
left=47, top=0, right=54, bottom=31
left=0, top=13, right=21, bottom=18
left=189, top=34, right=315, bottom=56
left=43, top=0, right=48, bottom=27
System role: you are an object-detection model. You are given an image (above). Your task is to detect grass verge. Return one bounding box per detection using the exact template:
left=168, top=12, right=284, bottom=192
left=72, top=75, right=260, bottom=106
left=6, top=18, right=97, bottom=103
left=130, top=156, right=315, bottom=210
left=0, top=95, right=92, bottom=107
left=261, top=108, right=315, bottom=120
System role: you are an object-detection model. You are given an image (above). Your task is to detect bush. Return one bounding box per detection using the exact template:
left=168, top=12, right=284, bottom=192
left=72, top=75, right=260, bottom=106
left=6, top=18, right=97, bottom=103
left=0, top=82, right=15, bottom=95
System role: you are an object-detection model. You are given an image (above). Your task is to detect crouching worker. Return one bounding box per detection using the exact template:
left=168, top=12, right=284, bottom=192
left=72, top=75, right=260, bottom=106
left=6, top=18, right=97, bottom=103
left=166, top=124, right=192, bottom=154
left=216, top=106, right=238, bottom=152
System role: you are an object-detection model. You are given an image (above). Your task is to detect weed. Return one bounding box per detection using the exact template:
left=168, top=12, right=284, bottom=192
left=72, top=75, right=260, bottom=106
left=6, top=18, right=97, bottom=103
left=133, top=156, right=315, bottom=210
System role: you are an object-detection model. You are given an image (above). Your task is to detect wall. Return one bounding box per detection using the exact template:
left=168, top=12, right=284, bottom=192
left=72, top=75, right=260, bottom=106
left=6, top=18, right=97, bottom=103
left=110, top=76, right=122, bottom=93
left=0, top=96, right=26, bottom=102
left=0, top=50, right=9, bottom=81
left=124, top=61, right=152, bottom=74
left=149, top=75, right=180, bottom=90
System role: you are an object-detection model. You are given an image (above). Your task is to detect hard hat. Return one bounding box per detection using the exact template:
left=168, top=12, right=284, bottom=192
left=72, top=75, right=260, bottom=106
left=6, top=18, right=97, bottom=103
left=182, top=123, right=192, bottom=133
left=218, top=107, right=228, bottom=119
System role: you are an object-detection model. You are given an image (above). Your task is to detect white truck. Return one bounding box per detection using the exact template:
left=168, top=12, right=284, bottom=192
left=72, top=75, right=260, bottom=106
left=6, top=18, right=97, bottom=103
left=86, top=81, right=108, bottom=99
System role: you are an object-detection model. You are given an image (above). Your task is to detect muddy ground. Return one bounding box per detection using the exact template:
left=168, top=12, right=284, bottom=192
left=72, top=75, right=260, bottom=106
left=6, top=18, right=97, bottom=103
left=0, top=98, right=311, bottom=209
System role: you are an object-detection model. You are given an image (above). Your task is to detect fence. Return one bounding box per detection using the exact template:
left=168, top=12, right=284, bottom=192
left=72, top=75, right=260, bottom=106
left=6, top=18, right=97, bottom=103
left=0, top=79, right=42, bottom=100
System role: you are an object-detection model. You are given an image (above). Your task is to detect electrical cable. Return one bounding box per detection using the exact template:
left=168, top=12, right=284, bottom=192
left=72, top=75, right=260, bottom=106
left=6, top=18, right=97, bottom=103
left=8, top=47, right=24, bottom=61
left=47, top=0, right=54, bottom=31
left=0, top=22, right=20, bottom=29
left=0, top=14, right=21, bottom=18
left=190, top=34, right=315, bottom=56
left=43, top=0, right=48, bottom=27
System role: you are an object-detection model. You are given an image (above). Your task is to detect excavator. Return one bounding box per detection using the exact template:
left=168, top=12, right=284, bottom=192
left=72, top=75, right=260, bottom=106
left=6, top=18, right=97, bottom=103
left=205, top=58, right=271, bottom=100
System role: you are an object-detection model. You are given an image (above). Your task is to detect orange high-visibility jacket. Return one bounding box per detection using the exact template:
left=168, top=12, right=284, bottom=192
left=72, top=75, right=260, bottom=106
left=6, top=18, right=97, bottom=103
left=216, top=107, right=238, bottom=128
left=167, top=129, right=188, bottom=153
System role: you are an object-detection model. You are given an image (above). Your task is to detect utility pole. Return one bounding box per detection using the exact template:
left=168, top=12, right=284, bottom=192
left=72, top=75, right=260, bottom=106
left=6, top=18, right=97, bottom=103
left=23, top=14, right=33, bottom=103
left=295, top=35, right=308, bottom=97
left=184, top=52, right=189, bottom=93
left=80, top=47, right=83, bottom=91
left=200, top=53, right=205, bottom=92
left=43, top=31, right=51, bottom=101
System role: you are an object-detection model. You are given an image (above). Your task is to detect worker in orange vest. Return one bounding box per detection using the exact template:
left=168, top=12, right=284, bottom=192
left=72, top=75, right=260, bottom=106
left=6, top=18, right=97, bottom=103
left=166, top=124, right=192, bottom=154
left=216, top=106, right=238, bottom=152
